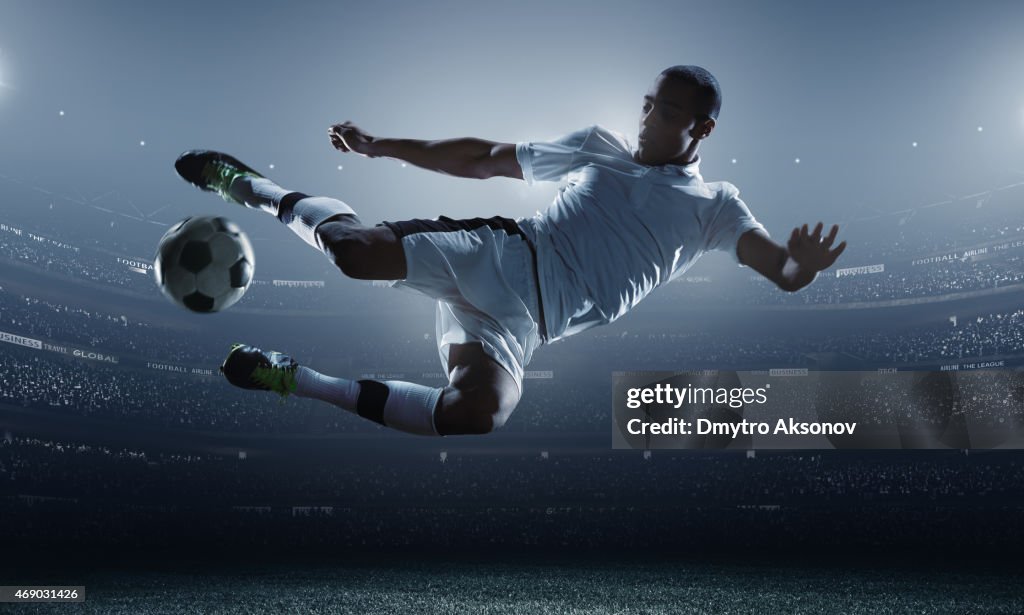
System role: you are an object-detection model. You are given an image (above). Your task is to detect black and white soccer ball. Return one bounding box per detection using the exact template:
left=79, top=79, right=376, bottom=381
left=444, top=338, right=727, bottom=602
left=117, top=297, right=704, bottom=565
left=154, top=215, right=254, bottom=313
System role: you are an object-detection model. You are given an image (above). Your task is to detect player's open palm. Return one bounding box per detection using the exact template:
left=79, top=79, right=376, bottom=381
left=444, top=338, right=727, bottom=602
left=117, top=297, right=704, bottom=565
left=328, top=121, right=377, bottom=157
left=788, top=222, right=847, bottom=272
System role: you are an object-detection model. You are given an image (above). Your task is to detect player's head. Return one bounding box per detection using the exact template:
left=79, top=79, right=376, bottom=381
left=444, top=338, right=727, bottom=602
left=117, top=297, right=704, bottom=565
left=635, top=65, right=721, bottom=166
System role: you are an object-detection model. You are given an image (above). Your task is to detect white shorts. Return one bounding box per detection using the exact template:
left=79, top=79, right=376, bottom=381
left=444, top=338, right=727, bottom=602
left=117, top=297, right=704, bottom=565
left=377, top=216, right=546, bottom=395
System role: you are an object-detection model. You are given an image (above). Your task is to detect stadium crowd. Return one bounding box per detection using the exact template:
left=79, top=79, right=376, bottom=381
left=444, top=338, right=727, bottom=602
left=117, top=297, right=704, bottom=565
left=2, top=436, right=1022, bottom=553
left=0, top=302, right=1022, bottom=434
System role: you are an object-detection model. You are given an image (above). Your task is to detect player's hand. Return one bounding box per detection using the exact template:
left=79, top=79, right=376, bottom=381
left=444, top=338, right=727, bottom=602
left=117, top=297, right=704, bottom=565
left=328, top=121, right=377, bottom=157
left=787, top=222, right=847, bottom=272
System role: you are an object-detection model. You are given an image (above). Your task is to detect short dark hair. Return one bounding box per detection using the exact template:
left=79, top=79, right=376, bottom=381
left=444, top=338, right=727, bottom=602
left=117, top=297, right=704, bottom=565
left=659, top=65, right=722, bottom=121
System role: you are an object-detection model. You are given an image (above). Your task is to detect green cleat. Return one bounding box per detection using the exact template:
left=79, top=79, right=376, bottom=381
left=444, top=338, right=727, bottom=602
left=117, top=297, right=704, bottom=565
left=174, top=150, right=265, bottom=208
left=220, top=343, right=299, bottom=400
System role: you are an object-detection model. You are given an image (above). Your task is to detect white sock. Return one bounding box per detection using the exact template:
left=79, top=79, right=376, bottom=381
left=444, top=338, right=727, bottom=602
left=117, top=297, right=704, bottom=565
left=228, top=176, right=289, bottom=214
left=281, top=195, right=358, bottom=252
left=294, top=366, right=361, bottom=410
left=294, top=367, right=443, bottom=437
left=228, top=177, right=358, bottom=252
left=381, top=380, right=444, bottom=437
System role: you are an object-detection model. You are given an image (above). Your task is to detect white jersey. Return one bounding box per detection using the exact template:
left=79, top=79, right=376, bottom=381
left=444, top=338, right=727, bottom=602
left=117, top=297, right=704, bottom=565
left=515, top=124, right=767, bottom=343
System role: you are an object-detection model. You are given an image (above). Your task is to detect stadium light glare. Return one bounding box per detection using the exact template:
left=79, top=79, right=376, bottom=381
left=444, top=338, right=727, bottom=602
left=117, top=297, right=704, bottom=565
left=0, top=61, right=16, bottom=92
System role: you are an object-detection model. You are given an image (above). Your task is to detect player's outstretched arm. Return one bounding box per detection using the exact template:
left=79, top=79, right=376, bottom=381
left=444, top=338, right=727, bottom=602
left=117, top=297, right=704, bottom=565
left=328, top=121, right=523, bottom=181
left=737, top=222, right=847, bottom=292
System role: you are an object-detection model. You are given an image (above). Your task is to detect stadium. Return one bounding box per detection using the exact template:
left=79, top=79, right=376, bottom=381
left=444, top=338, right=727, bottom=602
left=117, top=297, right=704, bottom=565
left=3, top=0, right=1024, bottom=612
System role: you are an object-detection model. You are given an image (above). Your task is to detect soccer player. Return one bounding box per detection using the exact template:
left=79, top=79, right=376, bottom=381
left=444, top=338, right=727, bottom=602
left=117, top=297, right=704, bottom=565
left=174, top=65, right=846, bottom=437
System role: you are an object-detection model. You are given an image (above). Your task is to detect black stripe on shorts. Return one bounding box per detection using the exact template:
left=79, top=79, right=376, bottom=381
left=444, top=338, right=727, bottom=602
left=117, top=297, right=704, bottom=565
left=377, top=215, right=527, bottom=241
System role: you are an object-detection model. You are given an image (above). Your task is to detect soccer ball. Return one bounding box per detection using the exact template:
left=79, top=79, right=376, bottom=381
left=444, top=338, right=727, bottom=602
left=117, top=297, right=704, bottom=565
left=154, top=215, right=254, bottom=313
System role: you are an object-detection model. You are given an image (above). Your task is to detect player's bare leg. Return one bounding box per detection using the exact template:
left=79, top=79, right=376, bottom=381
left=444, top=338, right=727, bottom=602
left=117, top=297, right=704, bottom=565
left=435, top=341, right=520, bottom=435
left=314, top=221, right=406, bottom=280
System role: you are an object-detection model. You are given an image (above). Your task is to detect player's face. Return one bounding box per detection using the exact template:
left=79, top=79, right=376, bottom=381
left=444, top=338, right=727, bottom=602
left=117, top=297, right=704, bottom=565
left=635, top=76, right=712, bottom=166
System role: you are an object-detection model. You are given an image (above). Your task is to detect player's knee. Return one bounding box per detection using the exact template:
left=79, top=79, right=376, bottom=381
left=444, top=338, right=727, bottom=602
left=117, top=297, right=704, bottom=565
left=321, top=227, right=373, bottom=279
left=441, top=385, right=518, bottom=435
left=469, top=402, right=513, bottom=434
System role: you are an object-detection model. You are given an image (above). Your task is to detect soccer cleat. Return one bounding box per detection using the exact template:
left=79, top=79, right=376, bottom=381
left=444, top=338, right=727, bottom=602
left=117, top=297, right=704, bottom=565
left=174, top=150, right=265, bottom=208
left=220, top=343, right=299, bottom=399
